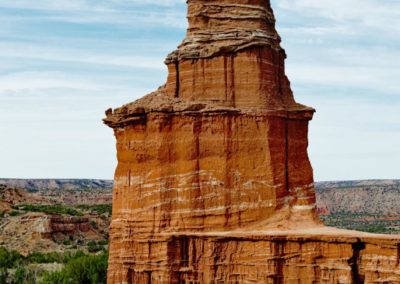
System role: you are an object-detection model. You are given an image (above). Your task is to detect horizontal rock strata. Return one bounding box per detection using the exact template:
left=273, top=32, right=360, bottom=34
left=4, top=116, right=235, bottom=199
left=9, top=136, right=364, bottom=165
left=107, top=230, right=400, bottom=283
left=104, top=0, right=400, bottom=283
left=107, top=110, right=316, bottom=234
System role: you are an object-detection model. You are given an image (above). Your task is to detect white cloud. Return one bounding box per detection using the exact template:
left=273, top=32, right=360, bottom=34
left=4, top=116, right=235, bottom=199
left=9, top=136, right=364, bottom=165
left=0, top=71, right=160, bottom=103
left=276, top=0, right=400, bottom=33
left=272, top=0, right=400, bottom=96
left=0, top=0, right=92, bottom=11
left=0, top=0, right=187, bottom=27
left=280, top=26, right=352, bottom=36
left=0, top=72, right=106, bottom=93
left=0, top=43, right=165, bottom=70
left=0, top=0, right=183, bottom=11
left=288, top=64, right=400, bottom=94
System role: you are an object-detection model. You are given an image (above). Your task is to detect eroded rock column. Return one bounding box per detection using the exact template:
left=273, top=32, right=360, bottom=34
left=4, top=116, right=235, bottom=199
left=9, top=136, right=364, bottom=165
left=104, top=0, right=400, bottom=283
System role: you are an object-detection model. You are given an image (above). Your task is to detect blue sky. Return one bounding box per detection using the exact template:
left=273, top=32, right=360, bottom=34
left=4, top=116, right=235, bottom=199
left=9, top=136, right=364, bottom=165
left=0, top=0, right=399, bottom=181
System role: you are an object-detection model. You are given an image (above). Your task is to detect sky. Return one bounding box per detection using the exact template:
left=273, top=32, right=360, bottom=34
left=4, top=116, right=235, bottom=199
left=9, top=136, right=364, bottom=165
left=0, top=0, right=399, bottom=181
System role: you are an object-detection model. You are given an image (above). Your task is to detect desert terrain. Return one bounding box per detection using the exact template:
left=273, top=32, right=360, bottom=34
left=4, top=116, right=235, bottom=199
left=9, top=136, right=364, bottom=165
left=0, top=179, right=399, bottom=282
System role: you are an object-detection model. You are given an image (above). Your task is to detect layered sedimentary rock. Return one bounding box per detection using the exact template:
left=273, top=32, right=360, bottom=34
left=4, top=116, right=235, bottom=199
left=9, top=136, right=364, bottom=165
left=104, top=0, right=400, bottom=283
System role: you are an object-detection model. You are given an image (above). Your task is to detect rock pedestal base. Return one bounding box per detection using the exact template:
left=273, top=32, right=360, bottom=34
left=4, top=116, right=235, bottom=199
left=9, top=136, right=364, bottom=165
left=107, top=228, right=400, bottom=283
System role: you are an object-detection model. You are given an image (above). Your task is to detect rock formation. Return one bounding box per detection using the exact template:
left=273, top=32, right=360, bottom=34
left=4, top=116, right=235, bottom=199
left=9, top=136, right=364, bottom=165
left=104, top=0, right=400, bottom=283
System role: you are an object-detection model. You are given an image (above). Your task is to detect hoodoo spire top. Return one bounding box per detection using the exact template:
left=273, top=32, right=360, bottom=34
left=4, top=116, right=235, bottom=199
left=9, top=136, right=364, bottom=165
left=166, top=0, right=282, bottom=63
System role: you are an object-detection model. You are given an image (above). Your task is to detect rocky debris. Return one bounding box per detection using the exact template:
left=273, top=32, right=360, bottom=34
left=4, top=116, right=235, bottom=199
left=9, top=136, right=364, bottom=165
left=0, top=185, right=50, bottom=211
left=104, top=0, right=400, bottom=283
left=0, top=213, right=63, bottom=255
left=0, top=212, right=107, bottom=255
left=0, top=185, right=110, bottom=255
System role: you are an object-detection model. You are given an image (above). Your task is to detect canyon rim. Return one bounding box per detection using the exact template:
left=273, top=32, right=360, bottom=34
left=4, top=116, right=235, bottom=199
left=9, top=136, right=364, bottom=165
left=104, top=0, right=400, bottom=283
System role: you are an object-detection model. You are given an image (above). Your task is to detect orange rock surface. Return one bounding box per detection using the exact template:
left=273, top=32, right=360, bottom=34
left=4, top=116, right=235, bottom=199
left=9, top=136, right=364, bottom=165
left=104, top=0, right=400, bottom=283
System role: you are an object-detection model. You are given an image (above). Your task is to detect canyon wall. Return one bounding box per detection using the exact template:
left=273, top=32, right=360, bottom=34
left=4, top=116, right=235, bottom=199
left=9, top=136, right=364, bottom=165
left=104, top=0, right=400, bottom=283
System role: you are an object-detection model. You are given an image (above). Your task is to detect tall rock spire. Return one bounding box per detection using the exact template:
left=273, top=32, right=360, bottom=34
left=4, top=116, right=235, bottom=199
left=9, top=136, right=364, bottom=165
left=104, top=1, right=400, bottom=283
left=167, top=0, right=281, bottom=61
left=105, top=0, right=317, bottom=233
left=164, top=0, right=301, bottom=108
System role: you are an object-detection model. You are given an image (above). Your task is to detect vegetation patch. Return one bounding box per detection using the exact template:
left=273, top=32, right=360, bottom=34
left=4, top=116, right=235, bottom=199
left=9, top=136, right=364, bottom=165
left=321, top=213, right=400, bottom=234
left=76, top=204, right=112, bottom=215
left=12, top=204, right=83, bottom=216
left=10, top=203, right=112, bottom=217
left=40, top=253, right=108, bottom=284
left=0, top=247, right=108, bottom=284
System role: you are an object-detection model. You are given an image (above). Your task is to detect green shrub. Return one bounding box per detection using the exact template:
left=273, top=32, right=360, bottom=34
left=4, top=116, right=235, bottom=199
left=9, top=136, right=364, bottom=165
left=15, top=267, right=36, bottom=284
left=0, top=269, right=7, bottom=284
left=76, top=204, right=112, bottom=215
left=40, top=270, right=65, bottom=284
left=0, top=248, right=106, bottom=283
left=87, top=241, right=102, bottom=253
left=9, top=211, right=21, bottom=217
left=26, top=251, right=61, bottom=264
left=26, top=250, right=86, bottom=264
left=89, top=220, right=98, bottom=229
left=98, top=240, right=108, bottom=246
left=40, top=252, right=108, bottom=284
left=15, top=204, right=83, bottom=216
left=0, top=247, right=23, bottom=268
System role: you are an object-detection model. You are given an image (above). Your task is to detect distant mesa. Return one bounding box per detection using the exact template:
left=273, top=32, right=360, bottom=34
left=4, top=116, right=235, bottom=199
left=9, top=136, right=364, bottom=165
left=0, top=179, right=113, bottom=192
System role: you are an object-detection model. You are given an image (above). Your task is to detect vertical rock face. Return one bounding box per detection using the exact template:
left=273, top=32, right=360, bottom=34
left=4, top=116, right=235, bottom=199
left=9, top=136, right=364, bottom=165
left=104, top=0, right=400, bottom=283
left=164, top=0, right=296, bottom=109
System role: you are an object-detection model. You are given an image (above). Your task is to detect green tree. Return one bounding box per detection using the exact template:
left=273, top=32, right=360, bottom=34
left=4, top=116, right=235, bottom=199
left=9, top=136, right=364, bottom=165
left=0, top=269, right=7, bottom=284
left=0, top=247, right=23, bottom=268
left=14, top=267, right=26, bottom=284
left=40, top=252, right=108, bottom=284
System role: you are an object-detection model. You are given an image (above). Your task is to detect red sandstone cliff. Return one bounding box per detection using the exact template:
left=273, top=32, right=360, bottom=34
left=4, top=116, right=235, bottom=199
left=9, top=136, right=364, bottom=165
left=104, top=0, right=400, bottom=283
